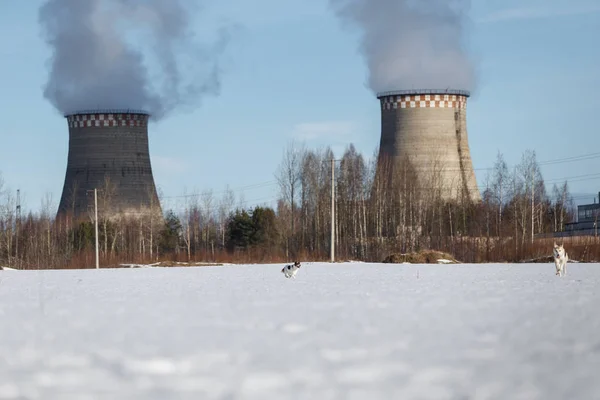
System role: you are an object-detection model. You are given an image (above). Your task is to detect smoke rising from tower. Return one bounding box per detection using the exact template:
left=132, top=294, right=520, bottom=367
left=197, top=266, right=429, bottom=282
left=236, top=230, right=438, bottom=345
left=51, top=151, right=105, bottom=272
left=39, top=0, right=232, bottom=120
left=330, top=0, right=475, bottom=93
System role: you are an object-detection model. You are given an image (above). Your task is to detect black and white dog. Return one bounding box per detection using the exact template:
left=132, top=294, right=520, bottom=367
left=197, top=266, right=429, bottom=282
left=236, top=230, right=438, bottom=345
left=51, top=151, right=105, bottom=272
left=553, top=242, right=568, bottom=277
left=281, top=261, right=301, bottom=279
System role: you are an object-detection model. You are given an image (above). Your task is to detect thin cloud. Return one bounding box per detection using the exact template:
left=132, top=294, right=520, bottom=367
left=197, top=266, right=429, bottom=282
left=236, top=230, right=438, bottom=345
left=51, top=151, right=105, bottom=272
left=477, top=4, right=600, bottom=23
left=291, top=121, right=356, bottom=141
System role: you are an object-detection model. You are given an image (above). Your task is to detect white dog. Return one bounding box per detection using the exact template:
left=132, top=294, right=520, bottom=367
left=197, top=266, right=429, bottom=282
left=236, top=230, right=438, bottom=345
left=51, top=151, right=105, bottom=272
left=281, top=261, right=301, bottom=279
left=553, top=243, right=568, bottom=277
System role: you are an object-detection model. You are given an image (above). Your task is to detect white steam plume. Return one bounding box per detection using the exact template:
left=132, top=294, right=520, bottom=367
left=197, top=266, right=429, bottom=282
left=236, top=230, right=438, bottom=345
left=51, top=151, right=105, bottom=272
left=330, top=0, right=475, bottom=93
left=39, top=0, right=234, bottom=120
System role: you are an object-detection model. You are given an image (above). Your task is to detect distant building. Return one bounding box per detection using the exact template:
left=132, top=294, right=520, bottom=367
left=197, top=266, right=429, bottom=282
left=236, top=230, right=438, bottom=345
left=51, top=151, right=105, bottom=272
left=562, top=192, right=600, bottom=237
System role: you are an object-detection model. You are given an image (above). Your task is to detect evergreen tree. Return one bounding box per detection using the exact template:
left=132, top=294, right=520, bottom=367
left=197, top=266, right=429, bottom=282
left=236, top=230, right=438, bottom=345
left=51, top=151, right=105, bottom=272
left=251, top=206, right=278, bottom=248
left=226, top=209, right=254, bottom=251
left=73, top=221, right=94, bottom=251
left=226, top=206, right=279, bottom=251
left=159, top=210, right=182, bottom=253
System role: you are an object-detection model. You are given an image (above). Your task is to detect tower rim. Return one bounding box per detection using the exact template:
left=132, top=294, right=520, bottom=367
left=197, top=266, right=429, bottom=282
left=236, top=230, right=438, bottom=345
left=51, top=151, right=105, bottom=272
left=64, top=109, right=151, bottom=118
left=376, top=89, right=470, bottom=99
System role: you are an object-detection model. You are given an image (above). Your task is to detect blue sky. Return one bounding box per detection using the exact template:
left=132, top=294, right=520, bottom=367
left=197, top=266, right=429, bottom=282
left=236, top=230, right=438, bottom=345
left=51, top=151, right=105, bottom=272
left=0, top=0, right=599, bottom=214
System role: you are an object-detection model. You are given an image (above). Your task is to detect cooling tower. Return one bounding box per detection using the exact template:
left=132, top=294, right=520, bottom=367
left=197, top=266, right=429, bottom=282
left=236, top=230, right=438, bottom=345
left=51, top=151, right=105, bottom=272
left=56, top=110, right=162, bottom=220
left=377, top=89, right=481, bottom=202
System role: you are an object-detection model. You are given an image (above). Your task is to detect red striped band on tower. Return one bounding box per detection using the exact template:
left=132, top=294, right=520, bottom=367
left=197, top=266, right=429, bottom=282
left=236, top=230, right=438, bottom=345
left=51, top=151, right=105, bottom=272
left=380, top=94, right=467, bottom=110
left=66, top=113, right=149, bottom=128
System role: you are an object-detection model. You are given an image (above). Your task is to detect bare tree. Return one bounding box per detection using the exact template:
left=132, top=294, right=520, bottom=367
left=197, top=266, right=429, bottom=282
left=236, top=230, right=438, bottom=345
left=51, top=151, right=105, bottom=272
left=0, top=173, right=13, bottom=267
left=201, top=189, right=215, bottom=258
left=181, top=188, right=198, bottom=261
left=491, top=152, right=509, bottom=236
left=218, top=187, right=235, bottom=249
left=552, top=181, right=572, bottom=232
left=40, top=192, right=55, bottom=264
left=275, top=141, right=306, bottom=258
left=337, top=144, right=368, bottom=259
left=300, top=149, right=319, bottom=252
left=64, top=180, right=80, bottom=257
left=139, top=185, right=164, bottom=261
left=481, top=174, right=493, bottom=259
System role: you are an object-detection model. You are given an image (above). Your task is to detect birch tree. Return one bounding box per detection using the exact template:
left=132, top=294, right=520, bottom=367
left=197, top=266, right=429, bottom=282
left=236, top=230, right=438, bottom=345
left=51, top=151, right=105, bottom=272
left=491, top=152, right=509, bottom=236
left=275, top=141, right=305, bottom=257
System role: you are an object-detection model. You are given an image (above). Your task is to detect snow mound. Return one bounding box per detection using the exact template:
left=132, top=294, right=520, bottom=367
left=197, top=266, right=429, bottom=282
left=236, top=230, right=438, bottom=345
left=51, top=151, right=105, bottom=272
left=383, top=250, right=458, bottom=264
left=119, top=263, right=161, bottom=268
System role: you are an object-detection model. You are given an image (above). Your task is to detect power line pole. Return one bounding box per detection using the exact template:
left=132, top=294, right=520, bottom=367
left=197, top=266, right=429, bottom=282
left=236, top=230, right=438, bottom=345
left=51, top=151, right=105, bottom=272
left=513, top=166, right=518, bottom=255
left=94, top=188, right=99, bottom=269
left=16, top=189, right=20, bottom=268
left=531, top=164, right=535, bottom=244
left=331, top=158, right=335, bottom=263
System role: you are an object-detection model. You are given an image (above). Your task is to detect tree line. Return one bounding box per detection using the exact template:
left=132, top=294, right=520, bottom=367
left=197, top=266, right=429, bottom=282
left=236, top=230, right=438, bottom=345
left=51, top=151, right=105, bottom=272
left=0, top=143, right=597, bottom=269
left=272, top=143, right=583, bottom=263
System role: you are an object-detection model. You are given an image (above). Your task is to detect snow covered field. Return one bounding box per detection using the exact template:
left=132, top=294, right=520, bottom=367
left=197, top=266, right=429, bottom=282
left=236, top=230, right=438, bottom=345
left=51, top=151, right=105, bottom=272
left=1, top=262, right=599, bottom=399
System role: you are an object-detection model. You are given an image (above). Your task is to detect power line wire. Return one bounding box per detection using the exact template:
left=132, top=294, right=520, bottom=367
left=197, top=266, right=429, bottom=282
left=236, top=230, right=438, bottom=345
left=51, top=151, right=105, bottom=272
left=161, top=180, right=278, bottom=199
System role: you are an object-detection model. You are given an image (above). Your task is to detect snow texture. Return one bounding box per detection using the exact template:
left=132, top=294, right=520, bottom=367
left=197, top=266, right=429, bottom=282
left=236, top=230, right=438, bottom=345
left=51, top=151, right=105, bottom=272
left=1, top=262, right=599, bottom=399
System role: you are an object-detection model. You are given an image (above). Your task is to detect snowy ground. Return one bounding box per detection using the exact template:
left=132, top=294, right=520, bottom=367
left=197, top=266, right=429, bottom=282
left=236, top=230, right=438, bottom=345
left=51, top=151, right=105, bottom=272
left=1, top=262, right=599, bottom=399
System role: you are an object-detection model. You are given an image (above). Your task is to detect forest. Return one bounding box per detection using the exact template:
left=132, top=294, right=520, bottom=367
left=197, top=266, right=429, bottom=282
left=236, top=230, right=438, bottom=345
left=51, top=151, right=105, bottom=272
left=1, top=143, right=599, bottom=270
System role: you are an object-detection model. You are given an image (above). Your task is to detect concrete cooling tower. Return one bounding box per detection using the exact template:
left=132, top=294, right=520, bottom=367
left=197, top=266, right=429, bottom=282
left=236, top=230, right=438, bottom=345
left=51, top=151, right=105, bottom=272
left=377, top=89, right=481, bottom=202
left=56, top=110, right=162, bottom=220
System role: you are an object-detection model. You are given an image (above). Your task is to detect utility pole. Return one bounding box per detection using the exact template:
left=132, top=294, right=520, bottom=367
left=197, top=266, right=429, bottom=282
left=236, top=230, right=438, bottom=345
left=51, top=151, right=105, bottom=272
left=513, top=166, right=518, bottom=255
left=531, top=164, right=534, bottom=244
left=94, top=188, right=99, bottom=269
left=331, top=158, right=335, bottom=263
left=16, top=189, right=20, bottom=268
